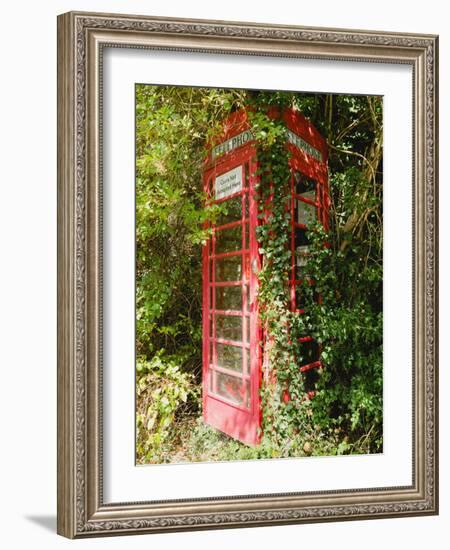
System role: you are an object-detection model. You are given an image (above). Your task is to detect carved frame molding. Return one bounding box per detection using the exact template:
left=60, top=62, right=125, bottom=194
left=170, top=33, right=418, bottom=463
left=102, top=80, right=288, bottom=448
left=57, top=11, right=438, bottom=538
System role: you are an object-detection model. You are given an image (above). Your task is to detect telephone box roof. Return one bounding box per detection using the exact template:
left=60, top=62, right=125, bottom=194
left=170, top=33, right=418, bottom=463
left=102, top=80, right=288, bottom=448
left=204, top=106, right=328, bottom=169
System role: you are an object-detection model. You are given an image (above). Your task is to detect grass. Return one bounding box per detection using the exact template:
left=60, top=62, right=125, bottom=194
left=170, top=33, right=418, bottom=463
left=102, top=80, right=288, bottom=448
left=138, top=412, right=363, bottom=465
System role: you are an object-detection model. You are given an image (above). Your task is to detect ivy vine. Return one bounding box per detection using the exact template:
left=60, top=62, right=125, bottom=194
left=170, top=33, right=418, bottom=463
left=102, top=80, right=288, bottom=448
left=248, top=98, right=318, bottom=452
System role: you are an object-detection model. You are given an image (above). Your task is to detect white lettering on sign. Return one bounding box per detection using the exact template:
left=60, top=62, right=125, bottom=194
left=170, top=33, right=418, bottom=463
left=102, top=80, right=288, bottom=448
left=285, top=128, right=323, bottom=162
left=211, top=130, right=254, bottom=160
left=215, top=166, right=243, bottom=200
left=211, top=127, right=322, bottom=163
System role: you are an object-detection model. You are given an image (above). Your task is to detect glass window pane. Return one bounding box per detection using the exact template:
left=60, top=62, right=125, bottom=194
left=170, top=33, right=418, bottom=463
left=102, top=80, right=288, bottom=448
left=216, top=196, right=242, bottom=226
left=216, top=314, right=243, bottom=342
left=245, top=283, right=250, bottom=312
left=245, top=316, right=250, bottom=344
left=215, top=372, right=248, bottom=407
left=215, top=255, right=242, bottom=281
left=304, top=368, right=320, bottom=392
left=216, top=343, right=243, bottom=372
left=295, top=228, right=310, bottom=278
left=243, top=255, right=250, bottom=281
left=295, top=227, right=310, bottom=247
left=296, top=197, right=316, bottom=226
left=294, top=171, right=316, bottom=194
left=296, top=244, right=310, bottom=272
left=215, top=225, right=242, bottom=254
left=299, top=339, right=320, bottom=365
left=295, top=286, right=306, bottom=310
left=215, top=286, right=242, bottom=310
left=296, top=263, right=311, bottom=280
left=208, top=368, right=214, bottom=393
left=299, top=190, right=316, bottom=202
left=210, top=341, right=215, bottom=363
left=295, top=228, right=309, bottom=279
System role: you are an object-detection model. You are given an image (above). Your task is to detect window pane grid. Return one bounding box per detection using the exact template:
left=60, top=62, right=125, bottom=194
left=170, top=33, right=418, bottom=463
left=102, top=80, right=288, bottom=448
left=206, top=164, right=253, bottom=404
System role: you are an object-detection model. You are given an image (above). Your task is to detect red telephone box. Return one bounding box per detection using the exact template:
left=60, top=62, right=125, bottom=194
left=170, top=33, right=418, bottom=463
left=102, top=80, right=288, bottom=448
left=202, top=107, right=329, bottom=446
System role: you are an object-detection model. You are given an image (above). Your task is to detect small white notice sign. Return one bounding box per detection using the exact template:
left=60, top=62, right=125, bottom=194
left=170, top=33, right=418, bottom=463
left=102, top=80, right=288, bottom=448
left=215, top=166, right=243, bottom=200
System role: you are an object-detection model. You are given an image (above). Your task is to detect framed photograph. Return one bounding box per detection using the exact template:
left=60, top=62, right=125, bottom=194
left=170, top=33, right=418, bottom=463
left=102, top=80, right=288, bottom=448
left=57, top=11, right=439, bottom=538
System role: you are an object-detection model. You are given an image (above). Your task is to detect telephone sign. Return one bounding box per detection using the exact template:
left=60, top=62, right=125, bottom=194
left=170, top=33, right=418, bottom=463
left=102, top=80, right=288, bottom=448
left=211, top=129, right=254, bottom=160
left=215, top=166, right=243, bottom=200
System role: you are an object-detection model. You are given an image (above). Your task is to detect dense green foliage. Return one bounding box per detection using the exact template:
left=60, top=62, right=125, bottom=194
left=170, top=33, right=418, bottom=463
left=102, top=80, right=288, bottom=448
left=136, top=85, right=383, bottom=463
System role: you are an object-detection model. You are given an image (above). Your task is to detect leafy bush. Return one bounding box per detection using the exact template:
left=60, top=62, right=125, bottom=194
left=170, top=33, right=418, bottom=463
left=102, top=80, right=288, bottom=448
left=305, top=221, right=383, bottom=453
left=136, top=353, right=200, bottom=463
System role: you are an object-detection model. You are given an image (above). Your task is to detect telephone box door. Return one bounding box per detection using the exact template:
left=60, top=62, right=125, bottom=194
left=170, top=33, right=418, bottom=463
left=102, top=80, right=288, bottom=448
left=202, top=154, right=261, bottom=446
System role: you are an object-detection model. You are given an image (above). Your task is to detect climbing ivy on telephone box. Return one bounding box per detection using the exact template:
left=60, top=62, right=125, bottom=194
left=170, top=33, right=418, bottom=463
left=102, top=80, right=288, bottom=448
left=202, top=104, right=330, bottom=446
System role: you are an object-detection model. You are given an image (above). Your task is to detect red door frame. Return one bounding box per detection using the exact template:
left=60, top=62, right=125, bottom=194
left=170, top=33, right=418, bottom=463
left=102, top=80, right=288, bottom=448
left=202, top=141, right=262, bottom=446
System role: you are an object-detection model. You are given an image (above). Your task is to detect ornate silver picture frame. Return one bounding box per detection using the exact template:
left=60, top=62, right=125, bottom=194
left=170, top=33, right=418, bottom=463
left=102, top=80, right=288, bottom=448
left=57, top=11, right=438, bottom=538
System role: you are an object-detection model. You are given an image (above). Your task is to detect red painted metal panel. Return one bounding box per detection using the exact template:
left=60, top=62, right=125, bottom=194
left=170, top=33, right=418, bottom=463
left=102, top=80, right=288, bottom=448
left=213, top=250, right=248, bottom=260
left=212, top=281, right=242, bottom=287
left=211, top=309, right=243, bottom=316
left=214, top=337, right=248, bottom=348
left=299, top=360, right=322, bottom=373
left=204, top=395, right=260, bottom=446
left=202, top=106, right=329, bottom=446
